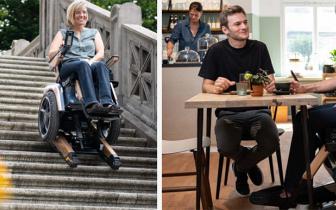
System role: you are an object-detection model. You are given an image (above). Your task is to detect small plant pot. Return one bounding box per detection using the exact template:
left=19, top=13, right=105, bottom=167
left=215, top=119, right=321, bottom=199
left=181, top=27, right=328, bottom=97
left=251, top=85, right=264, bottom=96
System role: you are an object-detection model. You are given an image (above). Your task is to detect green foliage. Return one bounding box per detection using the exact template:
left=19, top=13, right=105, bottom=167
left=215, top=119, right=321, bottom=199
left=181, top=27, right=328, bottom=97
left=245, top=69, right=271, bottom=85
left=330, top=49, right=336, bottom=64
left=0, top=0, right=39, bottom=50
left=90, top=0, right=157, bottom=32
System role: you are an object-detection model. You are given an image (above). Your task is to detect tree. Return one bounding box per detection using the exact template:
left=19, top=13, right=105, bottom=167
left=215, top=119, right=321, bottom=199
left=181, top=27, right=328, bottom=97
left=0, top=0, right=39, bottom=50
left=288, top=33, right=313, bottom=69
left=90, top=0, right=156, bottom=32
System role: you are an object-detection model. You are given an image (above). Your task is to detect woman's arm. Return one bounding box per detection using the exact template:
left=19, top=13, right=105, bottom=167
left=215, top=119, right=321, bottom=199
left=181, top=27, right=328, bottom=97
left=93, top=31, right=104, bottom=61
left=292, top=78, right=336, bottom=93
left=48, top=31, right=63, bottom=60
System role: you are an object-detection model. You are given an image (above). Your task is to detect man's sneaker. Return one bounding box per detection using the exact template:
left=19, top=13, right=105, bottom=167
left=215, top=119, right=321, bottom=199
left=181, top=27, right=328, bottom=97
left=247, top=165, right=263, bottom=186
left=232, top=162, right=250, bottom=195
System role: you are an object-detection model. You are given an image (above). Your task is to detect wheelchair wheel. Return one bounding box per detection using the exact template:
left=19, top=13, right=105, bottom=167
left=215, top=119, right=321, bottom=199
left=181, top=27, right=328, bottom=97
left=98, top=118, right=121, bottom=145
left=38, top=91, right=60, bottom=142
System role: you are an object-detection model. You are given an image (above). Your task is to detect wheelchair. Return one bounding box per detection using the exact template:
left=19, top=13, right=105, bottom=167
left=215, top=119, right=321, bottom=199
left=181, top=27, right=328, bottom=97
left=37, top=56, right=122, bottom=170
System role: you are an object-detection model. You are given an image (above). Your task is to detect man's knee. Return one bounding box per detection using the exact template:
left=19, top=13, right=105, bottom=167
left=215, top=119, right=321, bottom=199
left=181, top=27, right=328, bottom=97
left=253, top=113, right=279, bottom=153
left=215, top=117, right=242, bottom=158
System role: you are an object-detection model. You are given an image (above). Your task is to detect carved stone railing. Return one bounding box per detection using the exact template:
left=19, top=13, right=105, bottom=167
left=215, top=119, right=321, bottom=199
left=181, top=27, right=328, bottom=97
left=120, top=24, right=157, bottom=142
left=34, top=0, right=157, bottom=143
left=17, top=36, right=40, bottom=57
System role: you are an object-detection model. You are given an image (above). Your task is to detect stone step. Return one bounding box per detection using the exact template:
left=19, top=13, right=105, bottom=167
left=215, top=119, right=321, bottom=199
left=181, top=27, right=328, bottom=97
left=0, top=140, right=156, bottom=158
left=3, top=188, right=156, bottom=207
left=0, top=97, right=40, bottom=106
left=0, top=150, right=156, bottom=168
left=0, top=104, right=38, bottom=114
left=0, top=90, right=43, bottom=100
left=0, top=127, right=136, bottom=140
left=4, top=161, right=156, bottom=180
left=10, top=174, right=156, bottom=192
left=0, top=78, right=48, bottom=87
left=0, top=130, right=40, bottom=140
left=0, top=112, right=37, bottom=122
left=0, top=57, right=49, bottom=66
left=0, top=67, right=55, bottom=77
left=0, top=72, right=55, bottom=83
left=0, top=55, right=48, bottom=62
left=0, top=84, right=43, bottom=93
left=0, top=121, right=37, bottom=132
left=0, top=63, right=50, bottom=71
left=1, top=201, right=156, bottom=210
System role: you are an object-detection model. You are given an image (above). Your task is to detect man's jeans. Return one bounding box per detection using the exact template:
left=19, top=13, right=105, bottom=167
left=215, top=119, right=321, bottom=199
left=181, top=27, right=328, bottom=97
left=215, top=109, right=279, bottom=172
left=60, top=60, right=113, bottom=107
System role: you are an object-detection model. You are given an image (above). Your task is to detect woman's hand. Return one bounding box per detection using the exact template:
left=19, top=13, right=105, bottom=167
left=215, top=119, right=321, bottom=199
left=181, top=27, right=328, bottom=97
left=290, top=80, right=306, bottom=94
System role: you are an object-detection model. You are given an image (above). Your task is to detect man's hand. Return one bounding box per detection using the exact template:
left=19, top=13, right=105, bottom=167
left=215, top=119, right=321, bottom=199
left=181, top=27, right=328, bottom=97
left=290, top=80, right=306, bottom=94
left=264, top=79, right=275, bottom=93
left=213, top=77, right=235, bottom=94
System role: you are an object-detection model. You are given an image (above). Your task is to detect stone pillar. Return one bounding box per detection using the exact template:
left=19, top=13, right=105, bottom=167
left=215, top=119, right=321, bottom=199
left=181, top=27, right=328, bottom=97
left=110, top=3, right=142, bottom=102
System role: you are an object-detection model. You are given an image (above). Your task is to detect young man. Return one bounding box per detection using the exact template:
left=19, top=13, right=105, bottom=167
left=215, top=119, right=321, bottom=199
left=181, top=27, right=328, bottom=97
left=167, top=1, right=210, bottom=58
left=198, top=5, right=278, bottom=195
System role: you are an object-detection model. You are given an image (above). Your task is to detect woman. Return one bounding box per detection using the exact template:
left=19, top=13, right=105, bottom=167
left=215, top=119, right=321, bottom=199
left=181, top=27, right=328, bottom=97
left=250, top=79, right=336, bottom=208
left=166, top=1, right=211, bottom=58
left=48, top=0, right=117, bottom=114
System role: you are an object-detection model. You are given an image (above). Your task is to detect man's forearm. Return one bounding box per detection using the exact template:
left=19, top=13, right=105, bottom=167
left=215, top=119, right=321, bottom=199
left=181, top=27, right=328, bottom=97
left=202, top=83, right=218, bottom=94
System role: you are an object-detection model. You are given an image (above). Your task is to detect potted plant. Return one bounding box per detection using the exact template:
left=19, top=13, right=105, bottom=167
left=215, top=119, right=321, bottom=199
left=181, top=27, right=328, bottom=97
left=244, top=69, right=271, bottom=96
left=330, top=49, right=336, bottom=68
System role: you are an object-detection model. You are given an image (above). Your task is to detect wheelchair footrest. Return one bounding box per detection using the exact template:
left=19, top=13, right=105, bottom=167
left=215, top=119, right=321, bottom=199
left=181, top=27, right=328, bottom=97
left=99, top=152, right=121, bottom=170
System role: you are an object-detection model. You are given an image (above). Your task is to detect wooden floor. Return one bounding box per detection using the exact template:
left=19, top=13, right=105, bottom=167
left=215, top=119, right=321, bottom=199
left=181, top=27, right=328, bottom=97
left=162, top=123, right=333, bottom=210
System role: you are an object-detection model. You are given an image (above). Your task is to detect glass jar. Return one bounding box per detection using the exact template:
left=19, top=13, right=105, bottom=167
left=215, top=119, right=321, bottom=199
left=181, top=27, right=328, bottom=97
left=175, top=46, right=201, bottom=63
left=197, top=33, right=218, bottom=61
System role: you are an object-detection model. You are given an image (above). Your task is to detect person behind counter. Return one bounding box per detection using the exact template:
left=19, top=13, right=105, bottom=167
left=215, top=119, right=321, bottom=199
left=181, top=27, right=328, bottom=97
left=166, top=1, right=211, bottom=58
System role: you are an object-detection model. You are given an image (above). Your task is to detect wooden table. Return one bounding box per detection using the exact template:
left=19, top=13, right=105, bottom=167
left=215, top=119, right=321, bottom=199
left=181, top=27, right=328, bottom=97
left=185, top=93, right=319, bottom=210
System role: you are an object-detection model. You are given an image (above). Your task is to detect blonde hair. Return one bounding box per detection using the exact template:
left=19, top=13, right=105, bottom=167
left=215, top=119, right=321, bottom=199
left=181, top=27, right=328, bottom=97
left=66, top=0, right=88, bottom=27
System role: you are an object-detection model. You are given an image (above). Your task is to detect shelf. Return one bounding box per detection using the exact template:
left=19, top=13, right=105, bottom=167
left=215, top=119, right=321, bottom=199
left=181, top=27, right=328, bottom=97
left=162, top=28, right=222, bottom=34
left=162, top=9, right=221, bottom=13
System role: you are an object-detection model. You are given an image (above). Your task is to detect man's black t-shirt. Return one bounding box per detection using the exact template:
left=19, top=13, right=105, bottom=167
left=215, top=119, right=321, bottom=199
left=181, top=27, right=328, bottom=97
left=199, top=39, right=275, bottom=114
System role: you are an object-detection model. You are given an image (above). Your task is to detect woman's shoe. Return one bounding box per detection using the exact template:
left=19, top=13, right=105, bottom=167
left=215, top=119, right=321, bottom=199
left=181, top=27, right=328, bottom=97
left=64, top=152, right=80, bottom=168
left=249, top=186, right=297, bottom=209
left=86, top=103, right=104, bottom=114
left=102, top=103, right=120, bottom=113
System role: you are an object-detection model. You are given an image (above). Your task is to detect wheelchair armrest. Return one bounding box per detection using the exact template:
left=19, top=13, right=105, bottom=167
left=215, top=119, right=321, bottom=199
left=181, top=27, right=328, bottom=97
left=106, top=55, right=119, bottom=66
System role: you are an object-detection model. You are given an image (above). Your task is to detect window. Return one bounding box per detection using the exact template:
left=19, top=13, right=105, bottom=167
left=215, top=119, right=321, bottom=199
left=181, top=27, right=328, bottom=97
left=283, top=2, right=336, bottom=77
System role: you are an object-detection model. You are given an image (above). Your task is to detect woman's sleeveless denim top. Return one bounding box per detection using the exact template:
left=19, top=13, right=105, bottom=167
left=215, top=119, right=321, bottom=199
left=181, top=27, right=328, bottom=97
left=60, top=28, right=97, bottom=62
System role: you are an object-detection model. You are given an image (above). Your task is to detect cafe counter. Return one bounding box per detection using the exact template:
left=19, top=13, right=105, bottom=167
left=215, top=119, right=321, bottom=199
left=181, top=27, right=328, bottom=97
left=163, top=64, right=217, bottom=141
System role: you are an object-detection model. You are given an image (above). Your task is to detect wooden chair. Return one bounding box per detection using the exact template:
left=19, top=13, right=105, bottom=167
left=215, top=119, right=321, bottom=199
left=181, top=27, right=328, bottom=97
left=215, top=106, right=285, bottom=199
left=162, top=137, right=212, bottom=209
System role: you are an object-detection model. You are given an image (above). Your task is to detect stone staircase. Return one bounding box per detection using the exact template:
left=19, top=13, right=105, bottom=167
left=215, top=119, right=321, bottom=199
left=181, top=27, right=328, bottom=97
left=0, top=55, right=157, bottom=210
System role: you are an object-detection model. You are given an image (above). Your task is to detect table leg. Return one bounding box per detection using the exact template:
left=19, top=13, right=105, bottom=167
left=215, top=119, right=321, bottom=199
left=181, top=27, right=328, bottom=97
left=205, top=108, right=212, bottom=178
left=196, top=108, right=203, bottom=210
left=300, top=105, right=314, bottom=206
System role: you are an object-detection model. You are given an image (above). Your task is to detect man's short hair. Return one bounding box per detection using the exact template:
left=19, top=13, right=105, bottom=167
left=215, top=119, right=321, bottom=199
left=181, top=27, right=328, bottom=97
left=219, top=5, right=246, bottom=28
left=66, top=0, right=88, bottom=27
left=189, top=2, right=203, bottom=12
